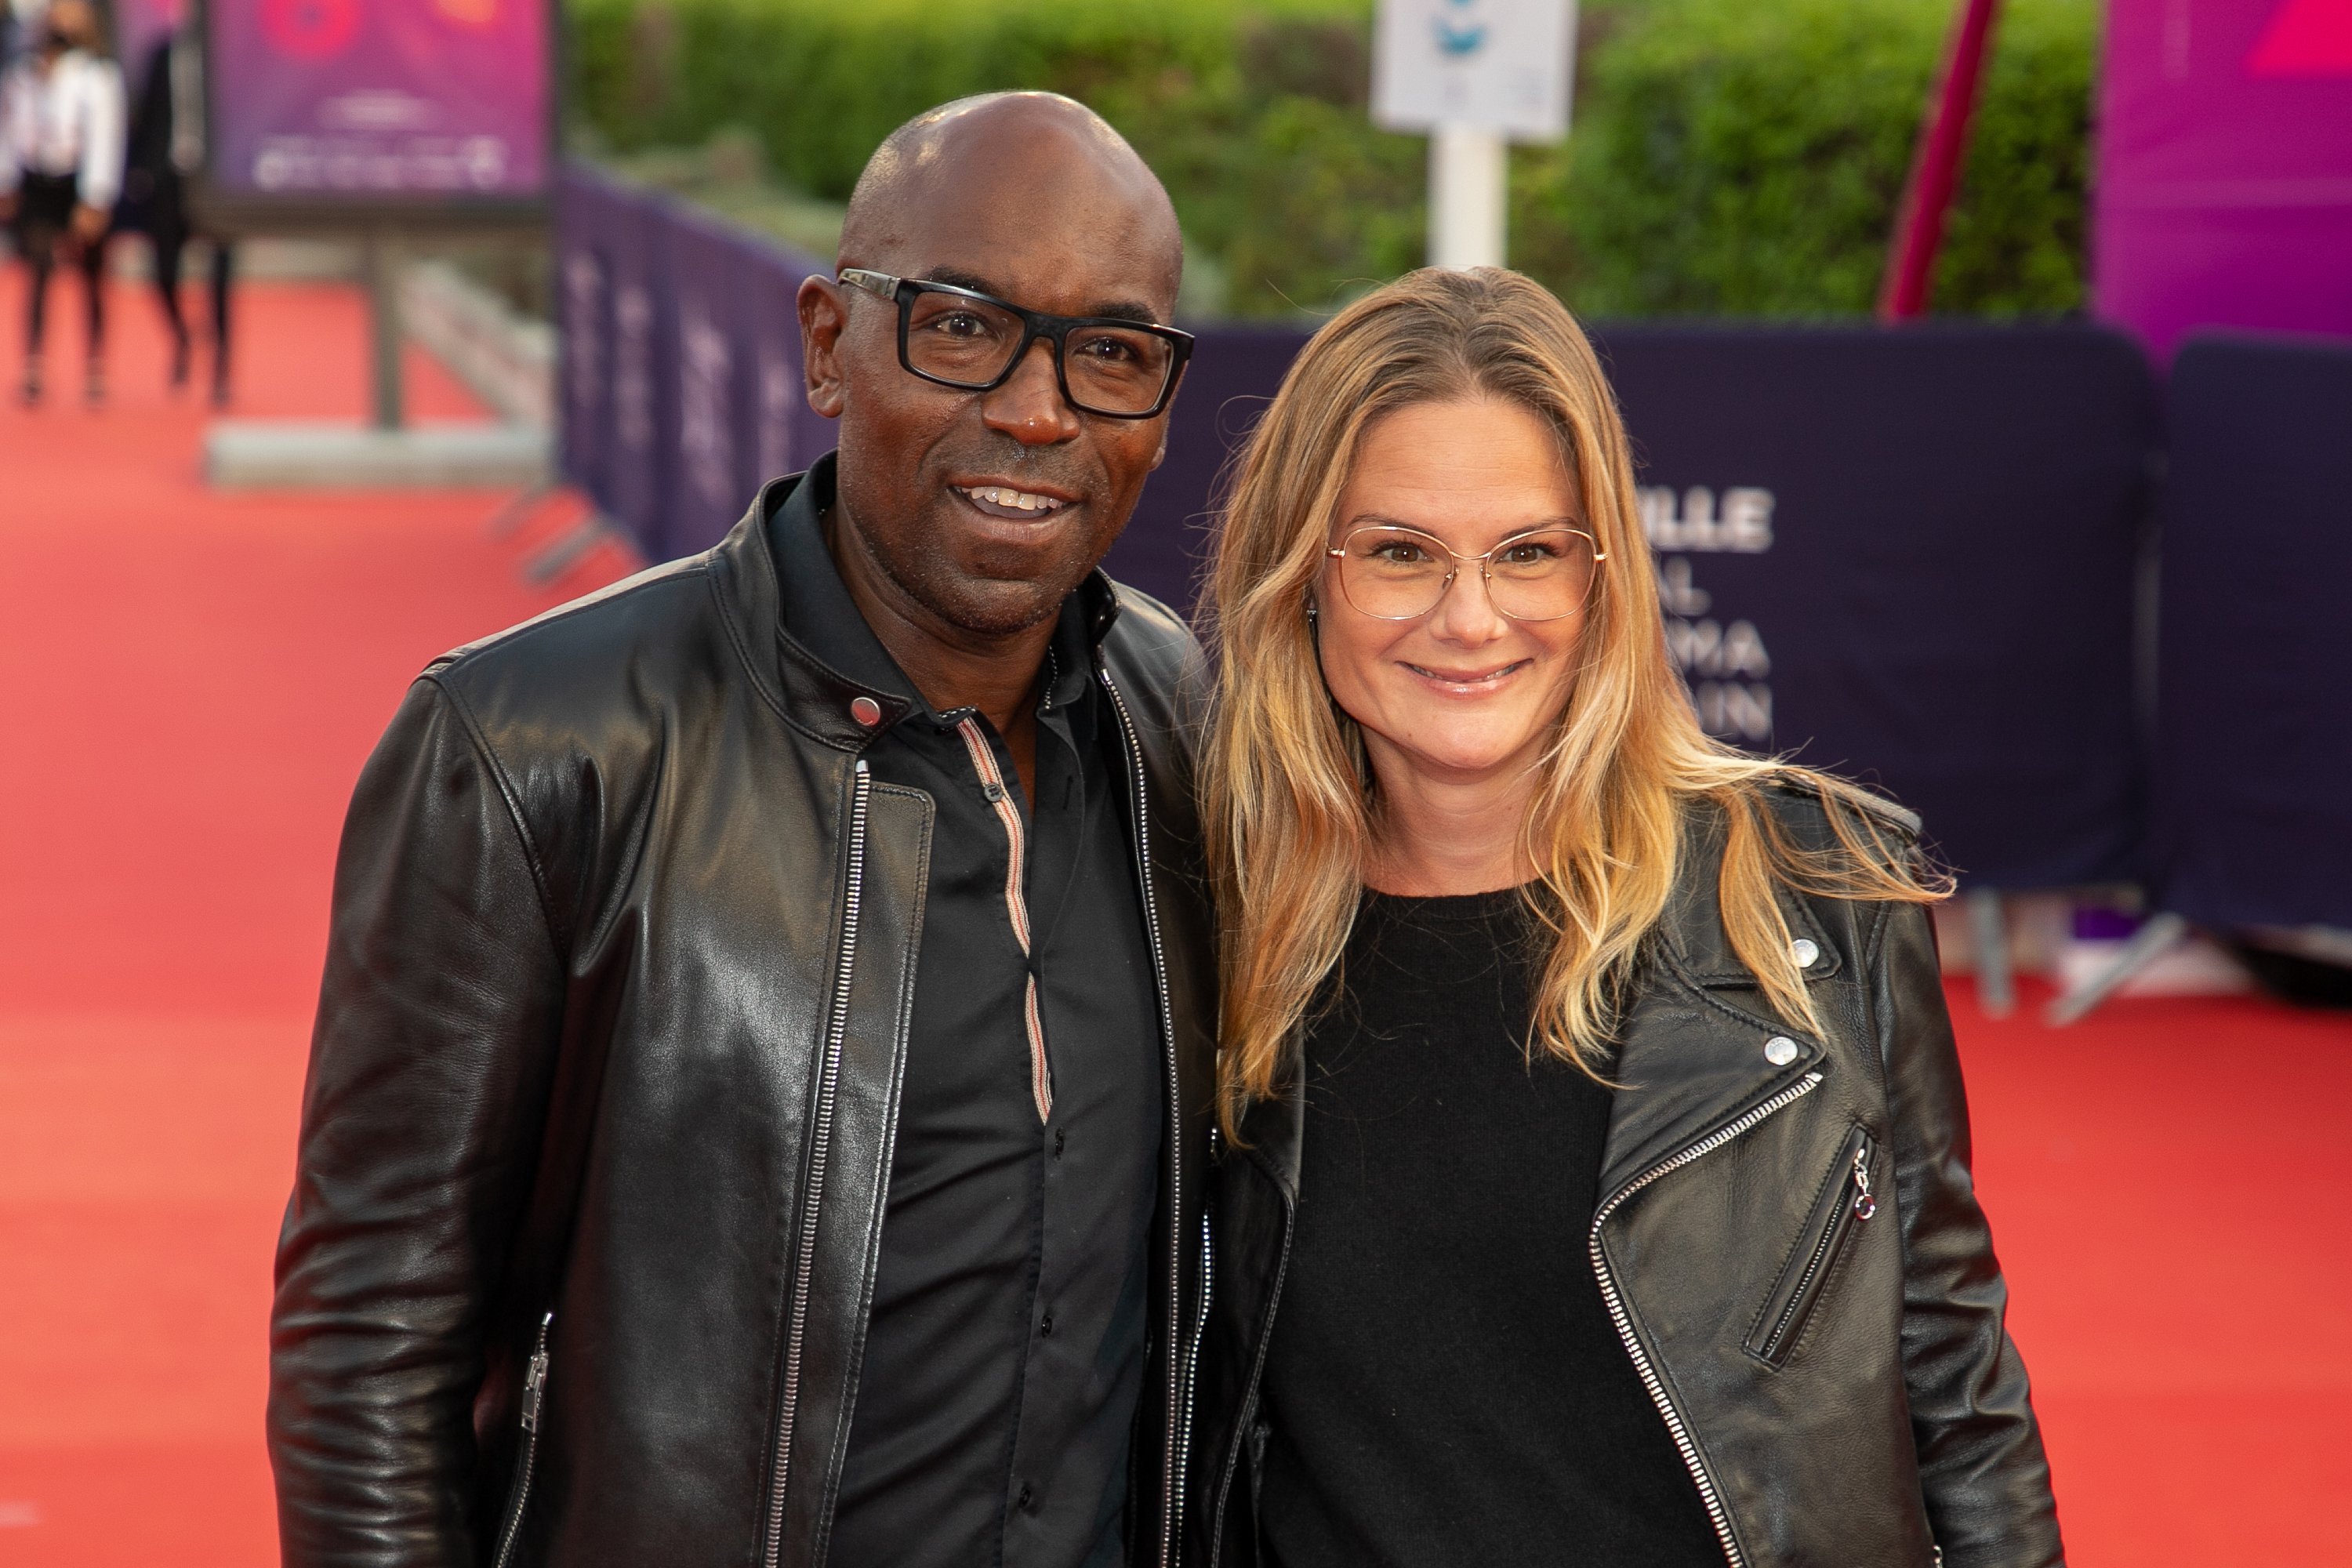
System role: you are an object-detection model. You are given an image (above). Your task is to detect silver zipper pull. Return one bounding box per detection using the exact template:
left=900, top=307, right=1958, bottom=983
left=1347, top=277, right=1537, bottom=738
left=521, top=1312, right=553, bottom=1432
left=1851, top=1147, right=1877, bottom=1221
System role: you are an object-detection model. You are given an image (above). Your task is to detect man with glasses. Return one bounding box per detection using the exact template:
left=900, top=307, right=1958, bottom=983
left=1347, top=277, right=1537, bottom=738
left=269, top=93, right=1213, bottom=1568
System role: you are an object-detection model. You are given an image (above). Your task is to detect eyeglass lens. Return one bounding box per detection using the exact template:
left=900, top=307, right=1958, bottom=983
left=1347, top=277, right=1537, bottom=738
left=1336, top=526, right=1599, bottom=622
left=904, top=291, right=1178, bottom=416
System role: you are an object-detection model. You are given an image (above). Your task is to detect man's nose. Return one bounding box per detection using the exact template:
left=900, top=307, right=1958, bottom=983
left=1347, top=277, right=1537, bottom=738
left=1427, top=566, right=1510, bottom=646
left=981, top=339, right=1082, bottom=445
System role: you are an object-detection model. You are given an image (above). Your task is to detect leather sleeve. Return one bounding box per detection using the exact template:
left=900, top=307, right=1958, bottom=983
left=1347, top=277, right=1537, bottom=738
left=1875, top=900, right=2064, bottom=1567
left=269, top=676, right=568, bottom=1567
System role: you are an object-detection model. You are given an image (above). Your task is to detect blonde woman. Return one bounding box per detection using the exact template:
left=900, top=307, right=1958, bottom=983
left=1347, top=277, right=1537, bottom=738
left=1185, top=269, right=2061, bottom=1568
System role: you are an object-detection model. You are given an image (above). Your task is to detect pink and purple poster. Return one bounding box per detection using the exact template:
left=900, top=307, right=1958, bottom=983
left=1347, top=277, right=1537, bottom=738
left=205, top=0, right=549, bottom=203
left=2095, top=0, right=2352, bottom=358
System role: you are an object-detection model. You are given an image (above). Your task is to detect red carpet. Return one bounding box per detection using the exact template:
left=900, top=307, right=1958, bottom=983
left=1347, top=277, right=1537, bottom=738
left=2, top=272, right=2347, bottom=1564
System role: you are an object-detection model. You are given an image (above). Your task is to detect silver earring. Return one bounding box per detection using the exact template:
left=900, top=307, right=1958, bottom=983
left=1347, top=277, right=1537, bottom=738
left=1305, top=601, right=1319, bottom=622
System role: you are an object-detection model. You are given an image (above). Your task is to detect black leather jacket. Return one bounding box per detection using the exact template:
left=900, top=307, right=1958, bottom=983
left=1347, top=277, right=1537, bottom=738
left=268, top=475, right=1215, bottom=1568
left=1189, top=789, right=2063, bottom=1568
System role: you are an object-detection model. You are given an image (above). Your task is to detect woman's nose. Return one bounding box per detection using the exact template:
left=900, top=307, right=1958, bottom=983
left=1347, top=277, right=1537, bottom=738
left=1426, top=566, right=1510, bottom=645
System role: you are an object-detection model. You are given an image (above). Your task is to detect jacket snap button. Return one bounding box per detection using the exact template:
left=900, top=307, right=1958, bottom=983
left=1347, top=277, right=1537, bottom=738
left=849, top=695, right=882, bottom=728
left=1764, top=1036, right=1800, bottom=1066
left=1790, top=938, right=1820, bottom=968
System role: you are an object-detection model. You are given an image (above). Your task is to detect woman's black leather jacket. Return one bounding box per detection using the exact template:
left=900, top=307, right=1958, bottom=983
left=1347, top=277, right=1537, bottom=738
left=267, top=474, right=1216, bottom=1568
left=1188, top=786, right=2063, bottom=1568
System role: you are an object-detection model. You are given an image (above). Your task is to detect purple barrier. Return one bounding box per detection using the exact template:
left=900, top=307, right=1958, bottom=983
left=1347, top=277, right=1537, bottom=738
left=555, top=165, right=829, bottom=559
left=2153, top=333, right=2352, bottom=928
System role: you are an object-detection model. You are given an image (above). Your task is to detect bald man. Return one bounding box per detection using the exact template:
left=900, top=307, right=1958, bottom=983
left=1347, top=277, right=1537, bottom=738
left=269, top=94, right=1213, bottom=1568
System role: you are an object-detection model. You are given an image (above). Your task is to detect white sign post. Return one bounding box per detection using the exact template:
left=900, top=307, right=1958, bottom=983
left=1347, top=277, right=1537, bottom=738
left=1373, top=0, right=1578, bottom=270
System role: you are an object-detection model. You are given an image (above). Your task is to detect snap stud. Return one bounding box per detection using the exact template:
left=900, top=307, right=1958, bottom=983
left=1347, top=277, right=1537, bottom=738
left=1790, top=938, right=1820, bottom=969
left=850, top=695, right=883, bottom=728
left=1764, top=1036, right=1800, bottom=1066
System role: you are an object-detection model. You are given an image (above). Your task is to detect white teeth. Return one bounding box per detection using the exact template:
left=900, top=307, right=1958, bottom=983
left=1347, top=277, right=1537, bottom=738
left=964, top=485, right=1063, bottom=513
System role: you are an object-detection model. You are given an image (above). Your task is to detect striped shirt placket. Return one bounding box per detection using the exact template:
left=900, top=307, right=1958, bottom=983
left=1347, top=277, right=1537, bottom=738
left=953, top=717, right=1054, bottom=1122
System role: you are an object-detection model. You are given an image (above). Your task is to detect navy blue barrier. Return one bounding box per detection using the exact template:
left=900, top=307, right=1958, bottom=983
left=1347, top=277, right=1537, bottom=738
left=2154, top=335, right=2352, bottom=930
left=1597, top=325, right=2158, bottom=891
left=1114, top=323, right=2159, bottom=893
left=556, top=164, right=830, bottom=559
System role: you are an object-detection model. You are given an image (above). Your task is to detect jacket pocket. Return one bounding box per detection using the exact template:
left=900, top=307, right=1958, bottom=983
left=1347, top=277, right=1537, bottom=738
left=1746, top=1127, right=1878, bottom=1367
left=492, top=1311, right=554, bottom=1568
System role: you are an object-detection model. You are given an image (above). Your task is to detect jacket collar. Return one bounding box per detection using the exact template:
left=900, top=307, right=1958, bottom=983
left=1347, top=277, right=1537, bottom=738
left=1653, top=801, right=1843, bottom=985
left=706, top=456, right=1121, bottom=750
left=1596, top=807, right=1837, bottom=1197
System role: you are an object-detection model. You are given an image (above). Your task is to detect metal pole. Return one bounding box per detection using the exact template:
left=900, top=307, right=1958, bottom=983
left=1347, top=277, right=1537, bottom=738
left=365, top=231, right=405, bottom=432
left=2046, top=912, right=2188, bottom=1026
left=1429, top=125, right=1508, bottom=270
left=1877, top=0, right=2003, bottom=321
left=1967, top=887, right=2014, bottom=1016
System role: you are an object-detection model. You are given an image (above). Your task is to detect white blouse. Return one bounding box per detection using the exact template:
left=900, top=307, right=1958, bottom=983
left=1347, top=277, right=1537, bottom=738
left=1, top=47, right=126, bottom=210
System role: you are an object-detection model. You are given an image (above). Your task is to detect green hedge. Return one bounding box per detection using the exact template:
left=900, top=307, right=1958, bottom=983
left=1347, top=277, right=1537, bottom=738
left=567, top=0, right=2095, bottom=320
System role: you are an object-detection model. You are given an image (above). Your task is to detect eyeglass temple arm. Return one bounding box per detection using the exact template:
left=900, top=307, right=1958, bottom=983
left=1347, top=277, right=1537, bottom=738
left=837, top=268, right=899, bottom=301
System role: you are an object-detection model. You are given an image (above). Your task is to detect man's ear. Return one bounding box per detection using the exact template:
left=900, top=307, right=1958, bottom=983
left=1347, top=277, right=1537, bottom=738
left=798, top=274, right=848, bottom=420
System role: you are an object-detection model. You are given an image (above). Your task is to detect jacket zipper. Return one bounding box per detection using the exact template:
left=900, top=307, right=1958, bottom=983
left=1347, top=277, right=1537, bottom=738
left=491, top=1310, right=554, bottom=1568
left=761, top=759, right=873, bottom=1568
left=1589, top=1069, right=1825, bottom=1568
left=1207, top=1153, right=1295, bottom=1568
left=951, top=717, right=1054, bottom=1121
left=1098, top=668, right=1187, bottom=1568
left=1751, top=1127, right=1878, bottom=1367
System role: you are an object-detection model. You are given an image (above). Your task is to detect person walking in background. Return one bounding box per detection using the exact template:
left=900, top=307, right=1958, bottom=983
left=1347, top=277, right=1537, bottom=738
left=1188, top=268, right=2063, bottom=1567
left=269, top=93, right=1213, bottom=1567
left=0, top=0, right=123, bottom=406
left=120, top=17, right=231, bottom=405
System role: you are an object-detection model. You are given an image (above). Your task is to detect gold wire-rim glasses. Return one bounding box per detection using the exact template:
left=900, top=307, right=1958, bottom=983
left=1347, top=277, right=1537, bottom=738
left=1324, top=523, right=1609, bottom=623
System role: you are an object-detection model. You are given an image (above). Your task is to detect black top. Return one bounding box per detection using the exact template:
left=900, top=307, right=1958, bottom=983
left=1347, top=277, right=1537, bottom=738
left=772, top=459, right=1163, bottom=1568
left=1255, top=889, right=1721, bottom=1568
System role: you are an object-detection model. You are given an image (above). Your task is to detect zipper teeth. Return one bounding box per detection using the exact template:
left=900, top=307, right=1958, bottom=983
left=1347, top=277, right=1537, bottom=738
left=492, top=1312, right=554, bottom=1568
left=1588, top=1069, right=1824, bottom=1568
left=1178, top=1208, right=1212, bottom=1524
left=954, top=717, right=1052, bottom=1121
left=1099, top=670, right=1186, bottom=1568
left=1760, top=1132, right=1868, bottom=1361
left=763, top=760, right=873, bottom=1568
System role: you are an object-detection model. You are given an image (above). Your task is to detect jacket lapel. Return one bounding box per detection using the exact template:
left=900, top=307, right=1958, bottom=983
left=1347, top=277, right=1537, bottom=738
left=1596, top=967, right=1825, bottom=1201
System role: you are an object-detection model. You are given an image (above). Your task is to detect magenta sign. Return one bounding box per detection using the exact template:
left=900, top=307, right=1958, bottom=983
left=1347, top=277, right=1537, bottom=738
left=2095, top=0, right=2352, bottom=358
left=205, top=0, right=550, bottom=206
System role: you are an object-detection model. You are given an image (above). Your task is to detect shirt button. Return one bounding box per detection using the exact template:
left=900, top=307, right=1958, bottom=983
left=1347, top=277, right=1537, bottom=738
left=1053, top=1129, right=1066, bottom=1159
left=849, top=695, right=882, bottom=728
left=1790, top=937, right=1820, bottom=968
left=1764, top=1036, right=1800, bottom=1066
left=1017, top=1484, right=1034, bottom=1511
left=1040, top=1313, right=1054, bottom=1338
left=982, top=782, right=1005, bottom=803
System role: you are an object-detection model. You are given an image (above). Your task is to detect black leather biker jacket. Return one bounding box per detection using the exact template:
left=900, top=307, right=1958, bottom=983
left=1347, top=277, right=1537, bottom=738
left=1189, top=788, right=2063, bottom=1568
left=267, top=474, right=1215, bottom=1568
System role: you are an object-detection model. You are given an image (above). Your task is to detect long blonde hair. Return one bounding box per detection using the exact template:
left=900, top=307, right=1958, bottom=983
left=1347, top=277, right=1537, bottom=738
left=1199, top=267, right=1944, bottom=1138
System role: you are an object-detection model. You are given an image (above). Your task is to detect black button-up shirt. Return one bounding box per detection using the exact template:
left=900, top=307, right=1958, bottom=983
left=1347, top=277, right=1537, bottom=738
left=770, top=459, right=1164, bottom=1568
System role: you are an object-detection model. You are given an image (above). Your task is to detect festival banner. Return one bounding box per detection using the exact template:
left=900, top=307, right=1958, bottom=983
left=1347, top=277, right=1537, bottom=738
left=2096, top=0, right=2352, bottom=357
left=203, top=0, right=550, bottom=213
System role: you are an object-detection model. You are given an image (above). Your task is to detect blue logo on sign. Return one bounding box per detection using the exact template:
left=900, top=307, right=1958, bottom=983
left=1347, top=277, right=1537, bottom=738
left=1435, top=0, right=1486, bottom=56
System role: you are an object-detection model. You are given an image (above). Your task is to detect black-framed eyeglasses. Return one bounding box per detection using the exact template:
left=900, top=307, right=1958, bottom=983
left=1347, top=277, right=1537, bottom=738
left=838, top=267, right=1193, bottom=419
